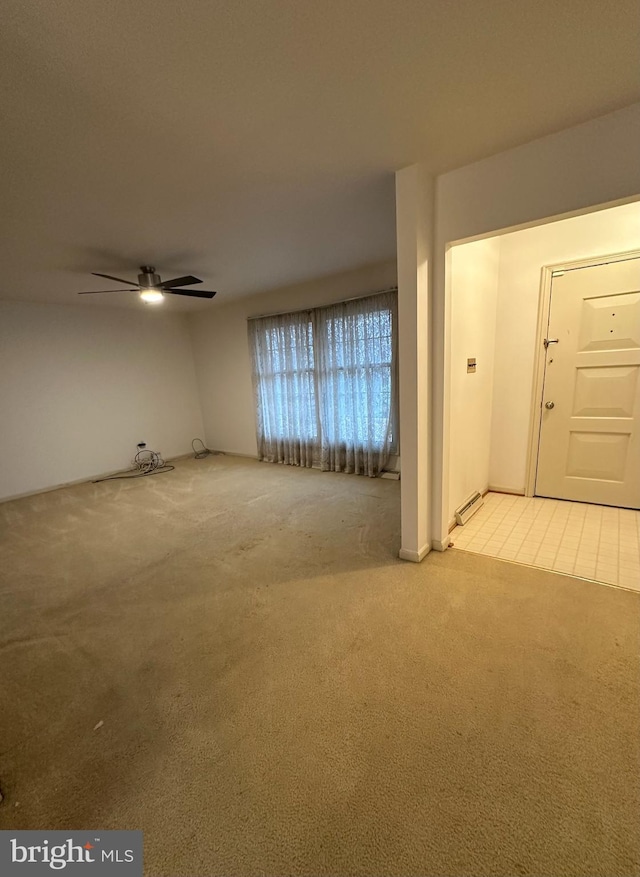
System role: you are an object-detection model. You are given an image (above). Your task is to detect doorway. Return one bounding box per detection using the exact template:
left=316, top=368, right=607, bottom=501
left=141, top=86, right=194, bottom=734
left=446, top=201, right=640, bottom=590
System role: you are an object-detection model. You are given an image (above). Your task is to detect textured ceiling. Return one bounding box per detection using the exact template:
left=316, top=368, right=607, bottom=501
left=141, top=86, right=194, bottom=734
left=1, top=0, right=639, bottom=310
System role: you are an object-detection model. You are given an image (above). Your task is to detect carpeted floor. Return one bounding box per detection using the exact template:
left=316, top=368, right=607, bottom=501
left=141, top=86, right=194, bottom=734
left=0, top=456, right=638, bottom=877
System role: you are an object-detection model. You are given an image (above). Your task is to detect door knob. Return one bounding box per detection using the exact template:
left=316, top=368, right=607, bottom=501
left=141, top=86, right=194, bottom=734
left=545, top=401, right=555, bottom=409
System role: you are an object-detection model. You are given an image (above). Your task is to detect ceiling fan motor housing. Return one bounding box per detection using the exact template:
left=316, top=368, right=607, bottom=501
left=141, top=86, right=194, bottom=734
left=138, top=266, right=161, bottom=288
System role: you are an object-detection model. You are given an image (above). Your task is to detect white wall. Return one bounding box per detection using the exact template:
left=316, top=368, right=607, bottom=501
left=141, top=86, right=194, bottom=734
left=396, top=165, right=433, bottom=560
left=448, top=237, right=501, bottom=522
left=436, top=104, right=640, bottom=247
left=0, top=302, right=205, bottom=500
left=428, top=102, right=640, bottom=547
left=189, top=260, right=397, bottom=458
left=489, top=201, right=640, bottom=493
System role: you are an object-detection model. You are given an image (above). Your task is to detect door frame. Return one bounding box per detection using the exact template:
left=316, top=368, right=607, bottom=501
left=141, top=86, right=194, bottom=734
left=524, top=247, right=640, bottom=497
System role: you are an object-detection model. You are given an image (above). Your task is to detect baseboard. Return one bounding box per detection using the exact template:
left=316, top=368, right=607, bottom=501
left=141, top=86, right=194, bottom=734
left=399, top=543, right=431, bottom=563
left=212, top=450, right=259, bottom=460
left=2, top=447, right=392, bottom=503
left=0, top=450, right=202, bottom=504
left=432, top=538, right=450, bottom=552
left=385, top=453, right=401, bottom=474
left=1, top=471, right=120, bottom=504
left=488, top=485, right=526, bottom=496
left=241, top=454, right=399, bottom=475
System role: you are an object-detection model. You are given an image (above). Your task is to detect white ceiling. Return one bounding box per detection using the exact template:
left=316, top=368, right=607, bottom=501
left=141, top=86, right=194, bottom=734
left=1, top=0, right=639, bottom=311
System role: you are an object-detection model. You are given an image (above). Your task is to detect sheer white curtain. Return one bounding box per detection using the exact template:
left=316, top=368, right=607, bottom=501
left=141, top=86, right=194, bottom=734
left=248, top=311, right=319, bottom=467
left=316, top=291, right=397, bottom=477
left=248, top=290, right=397, bottom=477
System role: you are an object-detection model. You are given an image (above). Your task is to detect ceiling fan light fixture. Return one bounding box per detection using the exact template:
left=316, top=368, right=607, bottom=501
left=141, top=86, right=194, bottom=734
left=80, top=268, right=216, bottom=300
left=140, top=289, right=164, bottom=304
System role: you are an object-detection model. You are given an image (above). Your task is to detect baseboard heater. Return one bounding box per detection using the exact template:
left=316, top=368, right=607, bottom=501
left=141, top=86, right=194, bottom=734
left=455, top=491, right=484, bottom=525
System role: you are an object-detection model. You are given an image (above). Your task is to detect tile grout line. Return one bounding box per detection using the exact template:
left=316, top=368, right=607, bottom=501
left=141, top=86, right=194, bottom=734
left=566, top=506, right=587, bottom=576
left=593, top=507, right=606, bottom=582
left=467, top=495, right=507, bottom=551
left=546, top=502, right=572, bottom=568
left=453, top=494, right=640, bottom=591
left=576, top=507, right=599, bottom=578
left=610, top=509, right=620, bottom=584
left=512, top=497, right=543, bottom=553
left=525, top=500, right=555, bottom=564
left=459, top=494, right=499, bottom=549
left=492, top=495, right=529, bottom=551
left=586, top=506, right=603, bottom=581
left=502, top=497, right=535, bottom=554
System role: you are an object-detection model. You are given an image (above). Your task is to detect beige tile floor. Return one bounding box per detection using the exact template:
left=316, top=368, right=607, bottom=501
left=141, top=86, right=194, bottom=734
left=450, top=492, right=640, bottom=591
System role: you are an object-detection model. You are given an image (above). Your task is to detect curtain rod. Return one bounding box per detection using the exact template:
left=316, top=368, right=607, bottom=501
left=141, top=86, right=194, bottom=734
left=247, top=286, right=398, bottom=321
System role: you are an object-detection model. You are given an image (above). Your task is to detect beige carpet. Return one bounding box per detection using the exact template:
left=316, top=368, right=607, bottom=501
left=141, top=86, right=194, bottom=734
left=0, top=456, right=638, bottom=877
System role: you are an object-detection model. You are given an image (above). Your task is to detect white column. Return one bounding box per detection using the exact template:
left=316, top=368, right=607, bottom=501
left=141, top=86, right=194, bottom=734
left=430, top=219, right=452, bottom=552
left=395, top=164, right=434, bottom=562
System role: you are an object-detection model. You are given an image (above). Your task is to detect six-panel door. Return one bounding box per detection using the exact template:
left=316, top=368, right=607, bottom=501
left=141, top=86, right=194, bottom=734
left=535, top=257, right=640, bottom=509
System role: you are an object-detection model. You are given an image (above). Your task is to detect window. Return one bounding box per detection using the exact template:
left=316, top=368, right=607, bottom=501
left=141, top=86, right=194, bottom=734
left=260, top=318, right=317, bottom=443
left=248, top=290, right=397, bottom=477
left=319, top=300, right=395, bottom=450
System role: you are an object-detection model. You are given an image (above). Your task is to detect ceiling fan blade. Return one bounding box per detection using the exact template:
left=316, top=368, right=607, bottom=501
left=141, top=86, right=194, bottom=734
left=92, top=271, right=138, bottom=286
left=78, top=289, right=139, bottom=294
left=165, top=289, right=217, bottom=299
left=158, top=275, right=203, bottom=289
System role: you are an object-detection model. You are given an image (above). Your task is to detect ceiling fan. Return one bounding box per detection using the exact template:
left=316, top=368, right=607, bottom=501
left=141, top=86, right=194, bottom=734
left=78, top=266, right=217, bottom=303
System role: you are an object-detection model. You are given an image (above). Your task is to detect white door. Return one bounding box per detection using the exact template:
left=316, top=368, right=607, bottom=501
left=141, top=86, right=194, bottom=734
left=535, top=256, right=640, bottom=509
